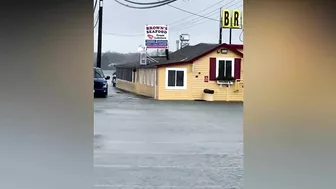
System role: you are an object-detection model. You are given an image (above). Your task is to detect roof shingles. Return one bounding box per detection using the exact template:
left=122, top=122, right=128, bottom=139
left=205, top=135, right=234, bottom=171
left=115, top=43, right=243, bottom=69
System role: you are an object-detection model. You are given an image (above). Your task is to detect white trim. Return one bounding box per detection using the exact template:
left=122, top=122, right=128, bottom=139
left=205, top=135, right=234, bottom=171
left=165, top=68, right=187, bottom=89
left=217, top=80, right=233, bottom=85
left=215, top=58, right=235, bottom=78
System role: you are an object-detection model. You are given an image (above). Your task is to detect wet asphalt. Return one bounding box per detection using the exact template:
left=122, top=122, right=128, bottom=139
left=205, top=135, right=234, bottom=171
left=94, top=84, right=243, bottom=189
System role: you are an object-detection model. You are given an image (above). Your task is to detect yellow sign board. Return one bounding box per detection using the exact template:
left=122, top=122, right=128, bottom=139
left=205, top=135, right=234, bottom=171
left=221, top=9, right=242, bottom=28
left=221, top=9, right=231, bottom=28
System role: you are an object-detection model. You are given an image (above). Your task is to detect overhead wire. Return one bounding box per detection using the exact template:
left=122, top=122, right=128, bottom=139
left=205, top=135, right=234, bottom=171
left=166, top=0, right=244, bottom=23
left=166, top=4, right=219, bottom=21
left=94, top=17, right=99, bottom=28
left=105, top=0, right=240, bottom=34
left=93, top=0, right=98, bottom=11
left=105, top=0, right=243, bottom=37
left=106, top=0, right=223, bottom=35
left=122, top=0, right=175, bottom=5
left=103, top=32, right=143, bottom=36
left=167, top=0, right=232, bottom=26
left=169, top=0, right=239, bottom=30
left=239, top=29, right=243, bottom=42
left=93, top=0, right=99, bottom=29
left=170, top=10, right=219, bottom=30
left=170, top=0, right=242, bottom=32
left=114, top=0, right=177, bottom=9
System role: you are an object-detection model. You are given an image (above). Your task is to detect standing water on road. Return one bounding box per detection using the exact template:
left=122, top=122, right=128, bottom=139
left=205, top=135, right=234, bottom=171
left=94, top=70, right=243, bottom=188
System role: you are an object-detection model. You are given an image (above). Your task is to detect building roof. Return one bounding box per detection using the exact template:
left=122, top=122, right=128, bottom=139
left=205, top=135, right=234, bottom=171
left=116, top=43, right=243, bottom=69
left=114, top=56, right=166, bottom=69
left=154, top=43, right=243, bottom=68
left=159, top=43, right=219, bottom=65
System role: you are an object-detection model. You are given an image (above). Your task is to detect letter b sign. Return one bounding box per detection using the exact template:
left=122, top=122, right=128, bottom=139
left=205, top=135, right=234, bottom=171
left=221, top=10, right=231, bottom=28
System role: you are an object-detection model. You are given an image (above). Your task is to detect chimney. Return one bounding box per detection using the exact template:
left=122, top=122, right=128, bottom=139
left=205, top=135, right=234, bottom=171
left=165, top=49, right=169, bottom=60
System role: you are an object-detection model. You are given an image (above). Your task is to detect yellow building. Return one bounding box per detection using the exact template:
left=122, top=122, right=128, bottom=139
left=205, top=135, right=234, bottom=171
left=115, top=43, right=244, bottom=101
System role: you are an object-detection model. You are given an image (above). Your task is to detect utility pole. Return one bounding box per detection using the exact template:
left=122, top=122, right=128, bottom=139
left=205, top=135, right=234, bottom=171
left=96, top=0, right=103, bottom=68
left=219, top=7, right=222, bottom=44
left=229, top=26, right=232, bottom=44
left=229, top=17, right=232, bottom=44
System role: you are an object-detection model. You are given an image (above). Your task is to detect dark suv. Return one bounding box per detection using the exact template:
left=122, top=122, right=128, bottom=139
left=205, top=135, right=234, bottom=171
left=94, top=67, right=110, bottom=98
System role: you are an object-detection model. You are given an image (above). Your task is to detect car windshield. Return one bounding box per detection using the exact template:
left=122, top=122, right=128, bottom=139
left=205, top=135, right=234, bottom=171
left=94, top=68, right=105, bottom=78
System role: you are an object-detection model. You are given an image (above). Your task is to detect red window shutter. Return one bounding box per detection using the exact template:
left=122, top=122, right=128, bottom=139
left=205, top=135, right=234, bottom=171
left=209, top=57, right=216, bottom=81
left=234, top=58, right=241, bottom=80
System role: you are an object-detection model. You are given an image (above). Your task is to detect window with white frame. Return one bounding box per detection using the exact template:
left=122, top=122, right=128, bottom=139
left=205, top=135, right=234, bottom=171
left=165, top=68, right=187, bottom=89
left=216, top=58, right=235, bottom=79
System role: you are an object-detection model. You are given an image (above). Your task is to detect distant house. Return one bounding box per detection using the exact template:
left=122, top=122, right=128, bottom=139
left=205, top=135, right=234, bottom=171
left=115, top=43, right=244, bottom=101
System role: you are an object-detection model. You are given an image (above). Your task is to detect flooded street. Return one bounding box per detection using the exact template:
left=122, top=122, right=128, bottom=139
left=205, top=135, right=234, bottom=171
left=94, top=73, right=243, bottom=188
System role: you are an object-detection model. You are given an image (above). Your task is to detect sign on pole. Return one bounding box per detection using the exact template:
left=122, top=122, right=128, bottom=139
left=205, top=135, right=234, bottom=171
left=145, top=25, right=169, bottom=49
left=221, top=9, right=242, bottom=29
left=232, top=10, right=241, bottom=28
left=222, top=9, right=231, bottom=28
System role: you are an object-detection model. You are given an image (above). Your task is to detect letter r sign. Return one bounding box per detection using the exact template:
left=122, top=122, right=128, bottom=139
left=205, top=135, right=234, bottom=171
left=232, top=10, right=241, bottom=28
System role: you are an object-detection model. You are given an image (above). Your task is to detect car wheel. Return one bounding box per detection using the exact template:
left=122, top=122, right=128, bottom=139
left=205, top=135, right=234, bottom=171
left=103, top=91, right=108, bottom=98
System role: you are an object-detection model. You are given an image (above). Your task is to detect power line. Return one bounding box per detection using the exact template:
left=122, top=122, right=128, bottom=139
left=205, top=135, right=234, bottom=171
left=93, top=0, right=98, bottom=11
left=168, top=0, right=229, bottom=26
left=94, top=16, right=99, bottom=28
left=231, top=3, right=243, bottom=9
left=103, top=32, right=143, bottom=36
left=122, top=0, right=175, bottom=5
left=114, top=0, right=177, bottom=9
left=170, top=0, right=242, bottom=31
left=93, top=9, right=99, bottom=28
left=170, top=10, right=219, bottom=30
left=169, top=5, right=225, bottom=29
left=167, top=4, right=219, bottom=22
left=169, top=0, right=242, bottom=30
left=239, top=29, right=243, bottom=42
left=170, top=17, right=214, bottom=32
left=104, top=0, right=243, bottom=36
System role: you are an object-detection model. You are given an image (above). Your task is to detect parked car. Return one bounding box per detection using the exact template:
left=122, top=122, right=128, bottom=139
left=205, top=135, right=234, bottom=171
left=94, top=67, right=110, bottom=98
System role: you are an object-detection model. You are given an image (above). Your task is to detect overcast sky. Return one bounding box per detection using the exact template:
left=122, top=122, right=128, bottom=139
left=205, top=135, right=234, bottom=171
left=93, top=0, right=243, bottom=53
